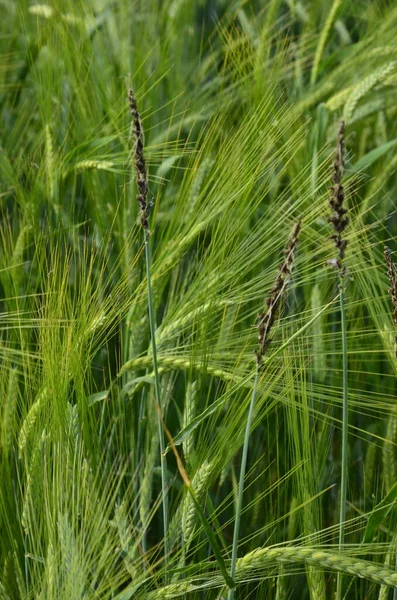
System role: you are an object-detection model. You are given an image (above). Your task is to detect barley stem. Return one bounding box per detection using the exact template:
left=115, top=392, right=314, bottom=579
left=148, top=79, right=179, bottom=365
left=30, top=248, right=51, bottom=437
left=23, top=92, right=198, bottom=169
left=144, top=229, right=169, bottom=580
left=228, top=366, right=260, bottom=600
left=336, top=279, right=348, bottom=600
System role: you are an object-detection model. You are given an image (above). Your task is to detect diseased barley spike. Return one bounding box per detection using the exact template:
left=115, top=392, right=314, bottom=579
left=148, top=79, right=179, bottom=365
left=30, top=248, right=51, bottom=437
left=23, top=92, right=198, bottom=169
left=256, top=220, right=301, bottom=368
left=128, top=88, right=150, bottom=231
left=328, top=119, right=348, bottom=274
left=384, top=246, right=397, bottom=357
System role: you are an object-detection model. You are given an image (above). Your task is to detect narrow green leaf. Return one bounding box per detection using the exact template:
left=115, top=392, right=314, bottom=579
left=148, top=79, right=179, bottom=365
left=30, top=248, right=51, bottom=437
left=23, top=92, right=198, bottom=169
left=352, top=139, right=397, bottom=173
left=188, top=486, right=235, bottom=589
left=362, top=481, right=397, bottom=544
left=87, top=391, right=108, bottom=406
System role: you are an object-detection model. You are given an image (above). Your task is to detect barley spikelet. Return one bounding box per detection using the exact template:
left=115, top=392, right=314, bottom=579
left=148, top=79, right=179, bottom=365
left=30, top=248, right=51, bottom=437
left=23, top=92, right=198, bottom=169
left=168, top=460, right=213, bottom=549
left=157, top=300, right=234, bottom=346
left=128, top=89, right=150, bottom=231
left=57, top=514, right=75, bottom=573
left=181, top=461, right=212, bottom=546
left=304, top=510, right=326, bottom=600
left=139, top=429, right=158, bottom=532
left=147, top=580, right=199, bottom=599
left=384, top=247, right=397, bottom=357
left=146, top=546, right=397, bottom=599
left=1, top=367, right=18, bottom=457
left=311, top=283, right=326, bottom=382
left=126, top=305, right=148, bottom=369
left=119, top=355, right=240, bottom=384
left=21, top=438, right=43, bottom=534
left=327, top=62, right=397, bottom=114
left=344, top=61, right=397, bottom=122
left=378, top=537, right=397, bottom=600
left=383, top=413, right=397, bottom=492
left=29, top=4, right=54, bottom=17
left=57, top=513, right=85, bottom=596
left=66, top=402, right=80, bottom=441
left=74, top=160, right=114, bottom=171
left=45, top=124, right=56, bottom=200
left=113, top=502, right=138, bottom=579
left=237, top=546, right=397, bottom=587
left=18, top=388, right=47, bottom=457
left=275, top=565, right=288, bottom=599
left=185, top=157, right=215, bottom=221
left=45, top=542, right=56, bottom=599
left=11, top=225, right=30, bottom=271
left=182, top=381, right=198, bottom=465
left=350, top=98, right=385, bottom=124
left=325, top=85, right=353, bottom=112
left=12, top=553, right=25, bottom=598
left=256, top=220, right=301, bottom=368
left=378, top=581, right=392, bottom=600
left=307, top=565, right=326, bottom=600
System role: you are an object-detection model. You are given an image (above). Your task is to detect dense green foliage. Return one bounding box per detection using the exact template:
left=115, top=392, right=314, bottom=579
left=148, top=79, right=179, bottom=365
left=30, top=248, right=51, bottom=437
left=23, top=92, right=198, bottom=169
left=1, top=0, right=397, bottom=598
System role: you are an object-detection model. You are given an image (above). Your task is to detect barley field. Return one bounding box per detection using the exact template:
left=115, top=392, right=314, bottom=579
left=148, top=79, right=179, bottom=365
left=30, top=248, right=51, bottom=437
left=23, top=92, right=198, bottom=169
left=1, top=1, right=397, bottom=598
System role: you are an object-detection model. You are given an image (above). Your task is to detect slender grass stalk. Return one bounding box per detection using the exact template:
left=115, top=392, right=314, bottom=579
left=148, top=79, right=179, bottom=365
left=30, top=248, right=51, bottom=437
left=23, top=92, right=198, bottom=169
left=338, top=277, right=348, bottom=549
left=128, top=89, right=169, bottom=579
left=327, top=120, right=349, bottom=600
left=228, top=367, right=259, bottom=598
left=144, top=229, right=170, bottom=572
left=310, top=0, right=341, bottom=85
left=384, top=246, right=397, bottom=600
left=228, top=221, right=301, bottom=600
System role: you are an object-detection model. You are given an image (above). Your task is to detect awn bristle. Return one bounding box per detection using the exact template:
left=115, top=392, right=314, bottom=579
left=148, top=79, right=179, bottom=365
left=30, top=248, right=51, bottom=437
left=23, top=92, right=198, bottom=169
left=384, top=246, right=397, bottom=357
left=328, top=119, right=348, bottom=274
left=128, top=89, right=150, bottom=231
left=256, top=220, right=301, bottom=368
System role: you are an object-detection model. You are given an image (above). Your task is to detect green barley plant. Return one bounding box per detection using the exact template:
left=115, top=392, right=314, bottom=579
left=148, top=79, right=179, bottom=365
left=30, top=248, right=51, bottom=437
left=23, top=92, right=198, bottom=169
left=1, top=1, right=397, bottom=599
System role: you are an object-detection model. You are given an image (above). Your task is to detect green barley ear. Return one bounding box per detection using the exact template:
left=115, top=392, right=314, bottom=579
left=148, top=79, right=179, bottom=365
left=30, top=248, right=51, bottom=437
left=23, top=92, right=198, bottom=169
left=18, top=388, right=48, bottom=458
left=181, top=461, right=213, bottom=547
left=45, top=124, right=55, bottom=201
left=1, top=367, right=18, bottom=458
left=113, top=502, right=139, bottom=579
left=378, top=535, right=397, bottom=600
left=21, top=437, right=43, bottom=535
left=182, top=381, right=198, bottom=466
left=311, top=283, right=326, bottom=383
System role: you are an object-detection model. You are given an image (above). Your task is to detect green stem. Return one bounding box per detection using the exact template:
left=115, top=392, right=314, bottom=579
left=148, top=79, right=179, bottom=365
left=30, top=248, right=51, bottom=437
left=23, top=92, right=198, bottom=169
left=228, top=366, right=260, bottom=600
left=137, top=386, right=148, bottom=554
left=144, top=230, right=169, bottom=581
left=336, top=279, right=348, bottom=600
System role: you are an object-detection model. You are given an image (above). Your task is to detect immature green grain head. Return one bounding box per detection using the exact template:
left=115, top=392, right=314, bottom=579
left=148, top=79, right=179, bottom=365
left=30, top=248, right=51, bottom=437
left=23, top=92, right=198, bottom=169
left=328, top=120, right=349, bottom=275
